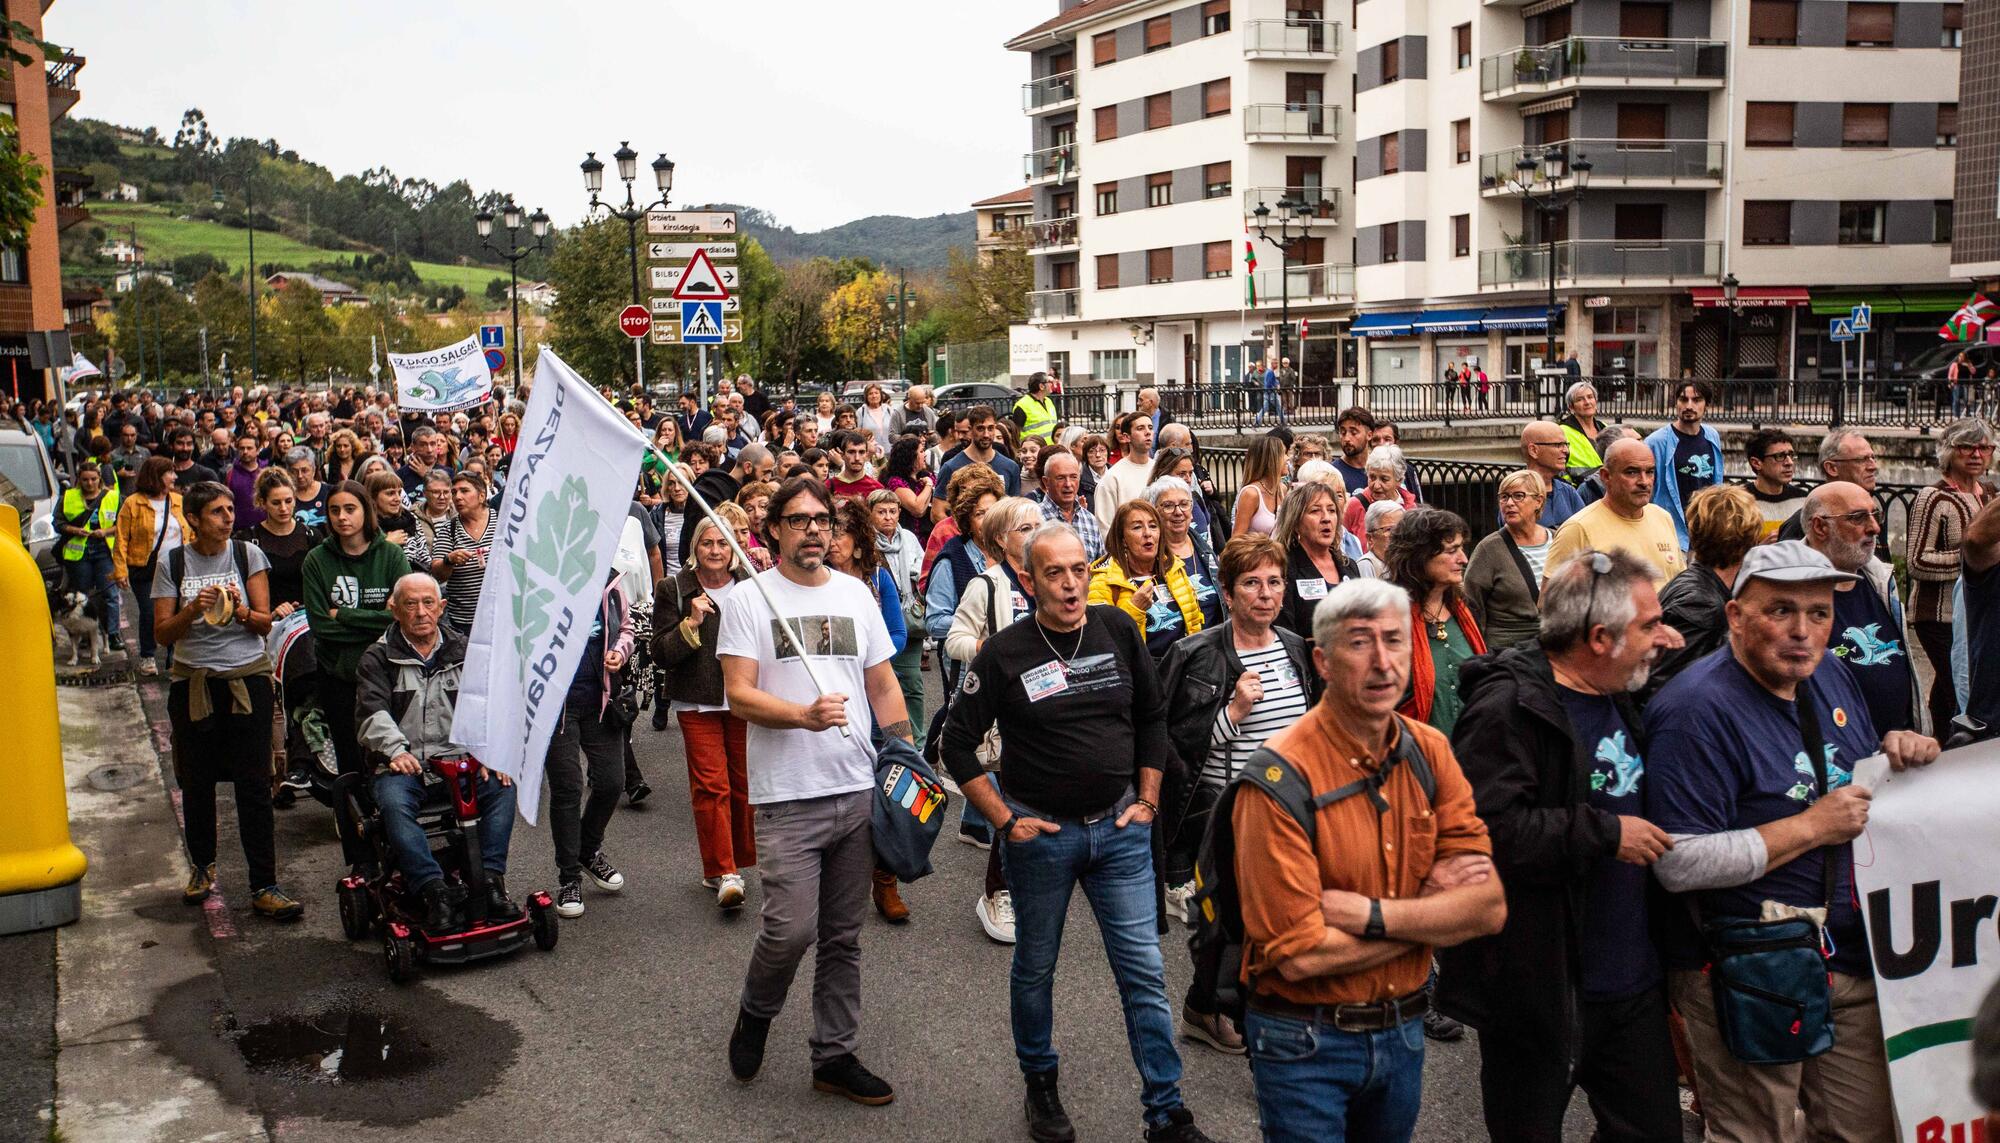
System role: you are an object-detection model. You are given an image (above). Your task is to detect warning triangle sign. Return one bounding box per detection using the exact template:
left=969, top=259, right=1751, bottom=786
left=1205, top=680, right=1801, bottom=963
left=671, top=248, right=731, bottom=301
left=682, top=303, right=724, bottom=340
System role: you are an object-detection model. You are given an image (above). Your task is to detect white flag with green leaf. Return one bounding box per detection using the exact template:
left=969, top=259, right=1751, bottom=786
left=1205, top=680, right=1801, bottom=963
left=451, top=348, right=645, bottom=823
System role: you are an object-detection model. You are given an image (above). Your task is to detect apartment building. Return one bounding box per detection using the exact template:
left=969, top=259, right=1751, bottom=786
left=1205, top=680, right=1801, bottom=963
left=1005, top=0, right=1355, bottom=389
left=1950, top=0, right=1998, bottom=283
left=972, top=187, right=1035, bottom=262
left=1, top=0, right=82, bottom=401
left=1006, top=0, right=1962, bottom=391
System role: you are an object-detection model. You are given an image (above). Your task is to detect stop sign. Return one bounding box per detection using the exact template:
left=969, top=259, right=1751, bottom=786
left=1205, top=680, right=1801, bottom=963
left=618, top=304, right=651, bottom=339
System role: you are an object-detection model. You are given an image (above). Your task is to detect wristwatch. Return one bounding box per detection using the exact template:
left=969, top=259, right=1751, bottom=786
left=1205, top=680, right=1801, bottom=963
left=1364, top=898, right=1386, bottom=940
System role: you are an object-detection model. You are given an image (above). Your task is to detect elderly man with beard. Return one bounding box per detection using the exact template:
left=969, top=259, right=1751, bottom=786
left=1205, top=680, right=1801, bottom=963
left=1439, top=549, right=1686, bottom=1142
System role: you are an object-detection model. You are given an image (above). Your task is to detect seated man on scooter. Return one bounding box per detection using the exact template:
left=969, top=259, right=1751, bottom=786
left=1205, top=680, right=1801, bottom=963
left=355, top=572, right=518, bottom=930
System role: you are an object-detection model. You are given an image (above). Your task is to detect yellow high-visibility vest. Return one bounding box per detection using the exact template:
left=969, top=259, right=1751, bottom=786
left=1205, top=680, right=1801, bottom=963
left=59, top=485, right=119, bottom=561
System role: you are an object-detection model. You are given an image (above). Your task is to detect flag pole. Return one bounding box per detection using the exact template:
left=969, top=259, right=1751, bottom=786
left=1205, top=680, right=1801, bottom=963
left=557, top=376, right=856, bottom=739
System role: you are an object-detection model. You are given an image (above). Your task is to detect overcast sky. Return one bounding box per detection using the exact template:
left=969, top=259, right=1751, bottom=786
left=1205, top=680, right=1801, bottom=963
left=49, top=0, right=1050, bottom=232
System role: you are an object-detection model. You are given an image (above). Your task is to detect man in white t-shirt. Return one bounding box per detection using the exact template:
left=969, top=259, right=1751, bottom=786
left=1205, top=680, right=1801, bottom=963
left=1094, top=411, right=1156, bottom=523
left=716, top=476, right=912, bottom=1107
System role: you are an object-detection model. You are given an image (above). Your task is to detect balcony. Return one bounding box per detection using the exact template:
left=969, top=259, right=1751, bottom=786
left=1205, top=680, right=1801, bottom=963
left=1244, top=19, right=1342, bottom=59
left=1026, top=215, right=1080, bottom=254
left=54, top=167, right=91, bottom=232
left=1022, top=144, right=1078, bottom=185
left=1479, top=239, right=1721, bottom=288
left=45, top=50, right=84, bottom=121
left=1029, top=288, right=1080, bottom=323
left=1244, top=103, right=1340, bottom=144
left=1241, top=187, right=1341, bottom=224
left=1252, top=262, right=1355, bottom=305
left=1479, top=139, right=1723, bottom=194
left=1022, top=71, right=1077, bottom=115
left=1480, top=38, right=1726, bottom=102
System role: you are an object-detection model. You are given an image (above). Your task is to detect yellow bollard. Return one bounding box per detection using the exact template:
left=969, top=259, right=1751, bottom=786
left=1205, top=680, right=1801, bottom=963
left=0, top=501, right=87, bottom=933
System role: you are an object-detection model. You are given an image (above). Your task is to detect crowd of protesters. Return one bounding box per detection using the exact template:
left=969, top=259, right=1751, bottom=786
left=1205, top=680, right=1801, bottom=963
left=25, top=364, right=2000, bottom=1141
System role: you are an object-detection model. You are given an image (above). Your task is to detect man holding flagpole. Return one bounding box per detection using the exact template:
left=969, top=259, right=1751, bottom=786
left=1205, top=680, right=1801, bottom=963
left=717, top=474, right=912, bottom=1108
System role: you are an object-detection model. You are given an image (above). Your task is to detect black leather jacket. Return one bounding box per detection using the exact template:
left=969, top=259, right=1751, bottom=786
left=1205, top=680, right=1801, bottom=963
left=1641, top=562, right=1729, bottom=706
left=1156, top=619, right=1319, bottom=845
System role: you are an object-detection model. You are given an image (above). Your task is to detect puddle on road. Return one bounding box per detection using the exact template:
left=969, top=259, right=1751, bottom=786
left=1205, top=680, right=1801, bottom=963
left=230, top=1007, right=435, bottom=1084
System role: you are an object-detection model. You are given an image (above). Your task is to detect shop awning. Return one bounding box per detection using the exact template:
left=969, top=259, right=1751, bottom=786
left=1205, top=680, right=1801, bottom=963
left=1413, top=308, right=1487, bottom=333
left=1351, top=311, right=1421, bottom=336
left=1481, top=305, right=1564, bottom=330
left=1689, top=286, right=1810, bottom=308
left=1809, top=288, right=1972, bottom=316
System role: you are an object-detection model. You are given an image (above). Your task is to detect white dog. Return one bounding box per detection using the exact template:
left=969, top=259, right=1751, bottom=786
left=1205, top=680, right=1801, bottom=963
left=50, top=589, right=107, bottom=667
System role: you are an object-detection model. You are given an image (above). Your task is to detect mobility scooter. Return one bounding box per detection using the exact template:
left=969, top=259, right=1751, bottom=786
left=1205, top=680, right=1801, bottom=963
left=334, top=755, right=558, bottom=983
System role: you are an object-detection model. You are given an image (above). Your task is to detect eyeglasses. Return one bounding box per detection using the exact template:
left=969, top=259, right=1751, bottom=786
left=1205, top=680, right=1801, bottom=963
left=1581, top=550, right=1614, bottom=636
left=1955, top=443, right=1996, bottom=454
left=1527, top=440, right=1569, bottom=451
left=1757, top=450, right=1797, bottom=463
left=1158, top=500, right=1193, bottom=513
left=779, top=513, right=833, bottom=533
left=1833, top=453, right=1878, bottom=466
left=1825, top=508, right=1883, bottom=527
left=1497, top=490, right=1542, bottom=504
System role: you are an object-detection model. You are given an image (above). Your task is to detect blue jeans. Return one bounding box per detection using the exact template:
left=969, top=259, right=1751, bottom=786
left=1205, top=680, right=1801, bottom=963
left=1000, top=794, right=1184, bottom=1129
left=1255, top=390, right=1283, bottom=425
left=1244, top=1010, right=1425, bottom=1143
left=66, top=550, right=120, bottom=635
left=371, top=769, right=516, bottom=890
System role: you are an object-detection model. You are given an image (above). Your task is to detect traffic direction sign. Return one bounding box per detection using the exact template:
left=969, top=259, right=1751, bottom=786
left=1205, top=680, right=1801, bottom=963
left=479, top=325, right=505, bottom=349
left=647, top=241, right=738, bottom=261
left=645, top=210, right=738, bottom=236
left=651, top=317, right=744, bottom=345
left=618, top=304, right=653, bottom=340
left=651, top=293, right=739, bottom=314
left=1850, top=303, right=1872, bottom=333
left=1829, top=318, right=1855, bottom=342
left=650, top=262, right=741, bottom=292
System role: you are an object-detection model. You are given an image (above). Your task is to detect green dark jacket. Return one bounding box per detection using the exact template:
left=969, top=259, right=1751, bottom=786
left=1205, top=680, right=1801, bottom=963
left=301, top=534, right=408, bottom=682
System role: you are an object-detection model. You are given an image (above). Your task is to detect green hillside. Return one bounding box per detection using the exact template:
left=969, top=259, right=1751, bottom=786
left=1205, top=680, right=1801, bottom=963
left=88, top=202, right=505, bottom=294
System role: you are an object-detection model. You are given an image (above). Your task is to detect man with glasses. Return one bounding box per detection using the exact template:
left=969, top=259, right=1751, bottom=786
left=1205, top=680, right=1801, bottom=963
left=1742, top=429, right=1809, bottom=540
left=1777, top=428, right=1879, bottom=542
left=1517, top=422, right=1585, bottom=529
left=1802, top=482, right=1920, bottom=733
left=718, top=476, right=913, bottom=1106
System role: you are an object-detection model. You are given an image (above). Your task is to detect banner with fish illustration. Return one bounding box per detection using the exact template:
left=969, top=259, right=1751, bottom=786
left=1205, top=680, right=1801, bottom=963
left=388, top=334, right=495, bottom=414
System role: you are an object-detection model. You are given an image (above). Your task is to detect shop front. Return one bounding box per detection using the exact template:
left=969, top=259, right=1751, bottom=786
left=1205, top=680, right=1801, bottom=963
left=1806, top=288, right=1972, bottom=379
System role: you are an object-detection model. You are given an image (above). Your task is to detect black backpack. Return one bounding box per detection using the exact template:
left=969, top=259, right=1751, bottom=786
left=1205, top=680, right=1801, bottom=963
left=1186, top=718, right=1437, bottom=1023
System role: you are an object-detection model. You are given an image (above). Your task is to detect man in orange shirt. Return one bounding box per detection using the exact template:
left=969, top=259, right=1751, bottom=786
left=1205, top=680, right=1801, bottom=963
left=1234, top=577, right=1506, bottom=1142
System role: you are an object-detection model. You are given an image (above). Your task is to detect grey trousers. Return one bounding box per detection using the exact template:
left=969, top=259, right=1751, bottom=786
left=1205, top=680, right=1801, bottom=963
left=739, top=789, right=873, bottom=1065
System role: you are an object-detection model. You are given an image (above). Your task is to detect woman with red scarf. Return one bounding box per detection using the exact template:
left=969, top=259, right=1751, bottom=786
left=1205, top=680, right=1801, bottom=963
left=1385, top=507, right=1485, bottom=736
left=495, top=411, right=522, bottom=458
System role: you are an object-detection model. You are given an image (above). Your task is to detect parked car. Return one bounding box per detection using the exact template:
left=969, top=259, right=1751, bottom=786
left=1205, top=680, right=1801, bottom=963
left=931, top=382, right=1016, bottom=409
left=0, top=424, right=61, bottom=586
left=840, top=379, right=908, bottom=404
left=1877, top=342, right=2000, bottom=408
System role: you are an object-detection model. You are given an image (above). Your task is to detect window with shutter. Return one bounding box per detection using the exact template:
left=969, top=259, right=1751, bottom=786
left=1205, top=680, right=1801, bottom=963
left=1617, top=104, right=1669, bottom=142
left=1381, top=222, right=1400, bottom=263
left=1454, top=119, right=1470, bottom=163
left=1204, top=0, right=1231, bottom=35
left=1744, top=201, right=1791, bottom=245
left=1382, top=40, right=1400, bottom=83
left=1745, top=102, right=1795, bottom=147
left=1095, top=105, right=1119, bottom=142
left=1452, top=214, right=1470, bottom=257
left=1204, top=241, right=1231, bottom=278
left=1204, top=78, right=1230, bottom=118
left=1147, top=248, right=1173, bottom=283
left=1381, top=132, right=1401, bottom=175
left=1619, top=2, right=1670, bottom=39
left=1842, top=103, right=1889, bottom=147
left=1097, top=254, right=1120, bottom=290
left=1537, top=108, right=1572, bottom=144
left=1148, top=172, right=1173, bottom=208
left=1938, top=103, right=1958, bottom=146
left=1095, top=182, right=1119, bottom=216
left=1094, top=32, right=1117, bottom=66
left=1147, top=93, right=1171, bottom=131
left=1145, top=16, right=1172, bottom=51
left=1204, top=162, right=1232, bottom=199
left=1614, top=204, right=1665, bottom=242
left=1052, top=261, right=1079, bottom=289
left=1846, top=2, right=1893, bottom=45
left=1748, top=0, right=1798, bottom=43
left=1943, top=4, right=1963, bottom=47
left=1454, top=23, right=1472, bottom=68
left=1934, top=201, right=1954, bottom=243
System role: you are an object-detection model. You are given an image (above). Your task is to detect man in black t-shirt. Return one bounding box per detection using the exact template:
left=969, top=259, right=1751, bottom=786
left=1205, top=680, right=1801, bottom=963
left=943, top=523, right=1216, bottom=1143
left=1803, top=482, right=1918, bottom=733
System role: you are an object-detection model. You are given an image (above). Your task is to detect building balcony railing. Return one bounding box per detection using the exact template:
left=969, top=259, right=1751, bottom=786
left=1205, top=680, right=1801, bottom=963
left=1480, top=38, right=1726, bottom=101
left=1026, top=215, right=1080, bottom=253
left=1022, top=144, right=1078, bottom=185
left=1251, top=262, right=1356, bottom=305
left=1029, top=288, right=1081, bottom=322
left=45, top=50, right=83, bottom=121
left=1022, top=71, right=1077, bottom=114
left=1241, top=186, right=1341, bottom=223
left=1244, top=19, right=1342, bottom=59
left=1244, top=103, right=1340, bottom=144
left=1478, top=239, right=1722, bottom=287
left=1478, top=139, right=1724, bottom=192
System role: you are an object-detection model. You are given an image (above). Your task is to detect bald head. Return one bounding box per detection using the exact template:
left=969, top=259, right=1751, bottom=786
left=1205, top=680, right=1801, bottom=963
left=1158, top=423, right=1192, bottom=449
left=1804, top=480, right=1878, bottom=572
left=1600, top=438, right=1657, bottom=517
left=1521, top=421, right=1570, bottom=478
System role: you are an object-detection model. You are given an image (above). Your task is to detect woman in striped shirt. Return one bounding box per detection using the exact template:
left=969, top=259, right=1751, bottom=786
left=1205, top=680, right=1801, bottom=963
left=435, top=469, right=496, bottom=635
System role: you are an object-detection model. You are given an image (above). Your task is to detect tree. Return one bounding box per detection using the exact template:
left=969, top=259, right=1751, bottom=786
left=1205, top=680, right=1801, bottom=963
left=171, top=107, right=218, bottom=160
left=547, top=219, right=640, bottom=388
left=264, top=278, right=337, bottom=383
left=758, top=258, right=836, bottom=385
left=0, top=117, right=43, bottom=247
left=192, top=271, right=251, bottom=373
left=172, top=252, right=228, bottom=282
left=484, top=277, right=508, bottom=303
left=112, top=277, right=202, bottom=382
left=935, top=244, right=1030, bottom=344
left=821, top=270, right=895, bottom=379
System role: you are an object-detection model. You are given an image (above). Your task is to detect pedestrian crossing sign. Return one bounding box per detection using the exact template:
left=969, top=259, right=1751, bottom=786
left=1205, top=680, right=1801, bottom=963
left=680, top=300, right=725, bottom=344
left=1830, top=318, right=1855, bottom=342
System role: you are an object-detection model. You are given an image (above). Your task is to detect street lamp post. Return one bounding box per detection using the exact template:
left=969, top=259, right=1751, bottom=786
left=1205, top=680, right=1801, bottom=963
left=885, top=269, right=915, bottom=383
left=211, top=174, right=259, bottom=384
left=475, top=199, right=551, bottom=393
left=1252, top=198, right=1310, bottom=428
left=581, top=143, right=675, bottom=391
left=1507, top=146, right=1591, bottom=416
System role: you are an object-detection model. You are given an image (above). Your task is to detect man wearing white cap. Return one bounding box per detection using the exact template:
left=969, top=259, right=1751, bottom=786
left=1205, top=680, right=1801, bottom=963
left=1642, top=541, right=1941, bottom=1140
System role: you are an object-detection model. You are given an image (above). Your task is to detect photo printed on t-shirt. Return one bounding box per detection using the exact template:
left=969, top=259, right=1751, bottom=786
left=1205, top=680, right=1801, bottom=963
left=770, top=614, right=858, bottom=660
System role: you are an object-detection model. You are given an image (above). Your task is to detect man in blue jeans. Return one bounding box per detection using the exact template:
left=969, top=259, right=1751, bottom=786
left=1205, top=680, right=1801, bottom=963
left=1233, top=578, right=1504, bottom=1142
left=355, top=573, right=517, bottom=931
left=944, top=524, right=1215, bottom=1143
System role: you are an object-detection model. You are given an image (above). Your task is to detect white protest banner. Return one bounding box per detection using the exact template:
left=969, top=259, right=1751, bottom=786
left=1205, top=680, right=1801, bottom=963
left=1853, top=740, right=2000, bottom=1142
left=388, top=333, right=494, bottom=413
left=451, top=349, right=644, bottom=823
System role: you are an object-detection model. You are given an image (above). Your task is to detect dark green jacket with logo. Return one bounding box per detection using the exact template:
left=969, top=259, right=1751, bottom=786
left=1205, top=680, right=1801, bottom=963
left=301, top=534, right=409, bottom=682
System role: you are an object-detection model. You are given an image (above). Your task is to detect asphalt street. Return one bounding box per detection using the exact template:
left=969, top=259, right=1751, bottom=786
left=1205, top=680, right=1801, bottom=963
left=44, top=664, right=1698, bottom=1142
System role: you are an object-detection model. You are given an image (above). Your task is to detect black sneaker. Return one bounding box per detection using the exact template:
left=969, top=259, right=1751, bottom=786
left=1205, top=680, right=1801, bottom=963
left=584, top=850, right=625, bottom=892
left=650, top=707, right=669, bottom=732
left=626, top=780, right=652, bottom=805
left=1145, top=1108, right=1216, bottom=1143
left=107, top=632, right=125, bottom=653
left=555, top=879, right=584, bottom=918
left=729, top=1008, right=771, bottom=1081
left=1024, top=1069, right=1076, bottom=1142
left=811, top=1053, right=893, bottom=1106
left=1423, top=1009, right=1466, bottom=1042
left=419, top=880, right=455, bottom=930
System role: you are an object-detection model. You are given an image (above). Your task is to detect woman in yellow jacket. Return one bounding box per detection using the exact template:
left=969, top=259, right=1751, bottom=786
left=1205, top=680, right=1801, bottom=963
left=1088, top=497, right=1204, bottom=661
left=113, top=456, right=190, bottom=675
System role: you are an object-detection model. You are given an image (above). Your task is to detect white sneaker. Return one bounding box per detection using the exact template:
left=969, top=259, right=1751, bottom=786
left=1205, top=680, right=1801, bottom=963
left=716, top=873, right=746, bottom=909
left=584, top=850, right=625, bottom=892
left=1164, top=880, right=1197, bottom=927
left=138, top=657, right=159, bottom=677
left=977, top=890, right=1016, bottom=944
